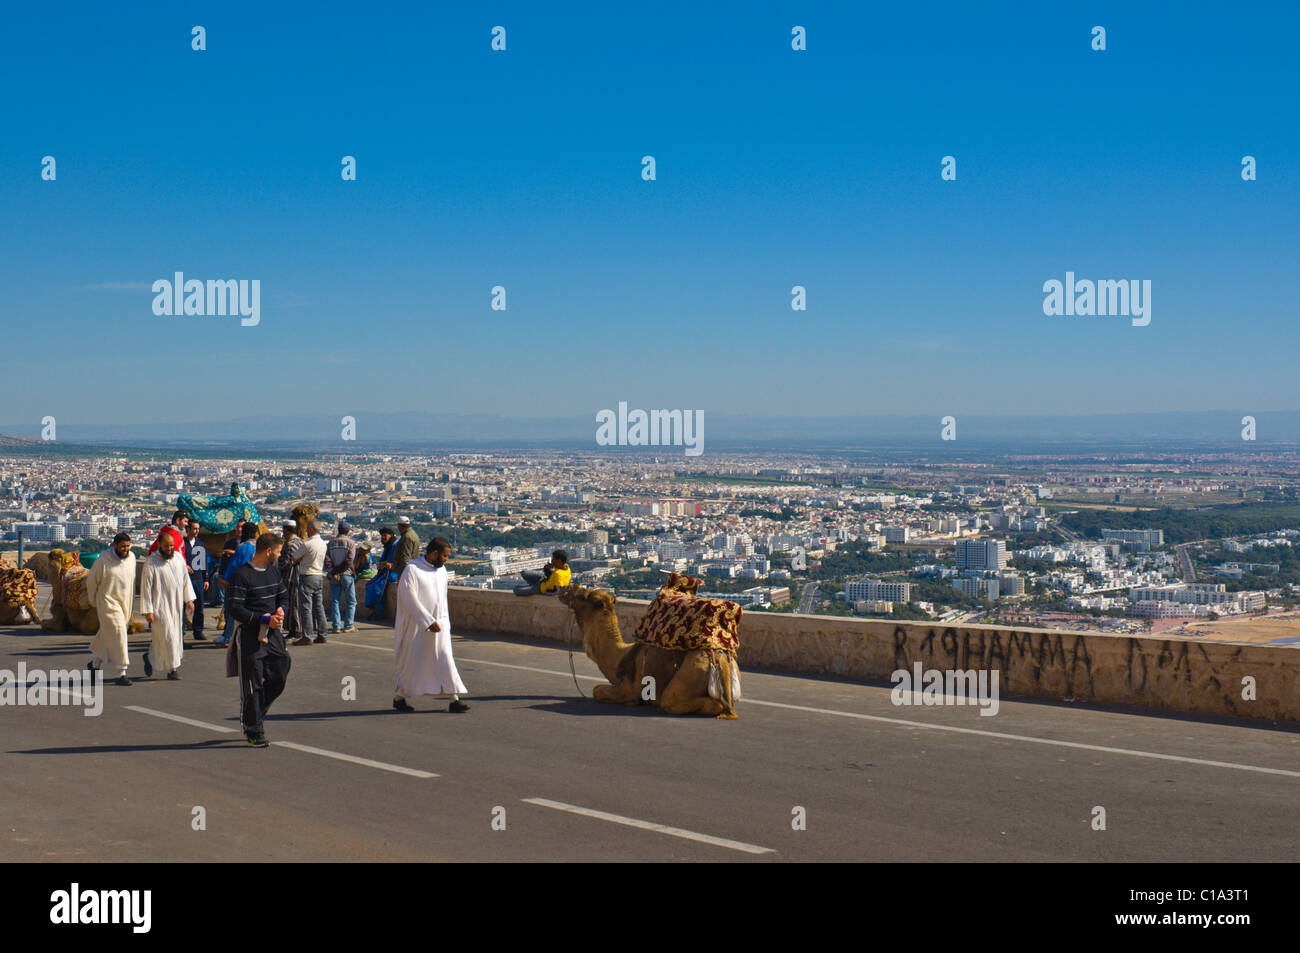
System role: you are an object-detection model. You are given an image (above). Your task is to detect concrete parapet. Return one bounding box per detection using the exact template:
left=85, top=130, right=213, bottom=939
left=447, top=587, right=1299, bottom=723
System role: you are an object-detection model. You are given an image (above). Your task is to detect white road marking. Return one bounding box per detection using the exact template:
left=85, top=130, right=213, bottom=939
left=522, top=797, right=774, bottom=855
left=272, top=741, right=438, bottom=778
left=125, top=705, right=435, bottom=778
left=329, top=637, right=1300, bottom=779
left=125, top=705, right=238, bottom=733
left=742, top=699, right=1300, bottom=780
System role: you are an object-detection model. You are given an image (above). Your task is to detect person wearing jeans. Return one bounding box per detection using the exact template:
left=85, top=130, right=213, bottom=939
left=325, top=521, right=358, bottom=633
left=292, top=519, right=329, bottom=644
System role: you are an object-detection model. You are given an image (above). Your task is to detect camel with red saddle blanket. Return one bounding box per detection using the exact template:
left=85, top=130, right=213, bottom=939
left=0, top=566, right=40, bottom=625
left=30, top=550, right=146, bottom=636
left=559, top=573, right=741, bottom=718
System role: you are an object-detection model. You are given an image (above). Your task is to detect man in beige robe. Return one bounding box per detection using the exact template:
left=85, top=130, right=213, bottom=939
left=86, top=533, right=138, bottom=686
left=140, top=530, right=195, bottom=679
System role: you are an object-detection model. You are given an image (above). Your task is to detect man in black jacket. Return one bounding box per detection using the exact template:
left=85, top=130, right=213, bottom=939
left=226, top=532, right=289, bottom=747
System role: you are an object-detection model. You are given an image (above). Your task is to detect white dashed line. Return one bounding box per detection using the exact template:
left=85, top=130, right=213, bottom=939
left=125, top=704, right=436, bottom=778
left=521, top=797, right=774, bottom=854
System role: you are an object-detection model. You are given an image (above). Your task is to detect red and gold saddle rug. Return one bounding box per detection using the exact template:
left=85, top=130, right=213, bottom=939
left=633, top=573, right=742, bottom=654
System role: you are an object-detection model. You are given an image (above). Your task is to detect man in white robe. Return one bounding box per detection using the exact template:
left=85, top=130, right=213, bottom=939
left=85, top=533, right=138, bottom=686
left=393, top=537, right=468, bottom=713
left=139, top=530, right=195, bottom=679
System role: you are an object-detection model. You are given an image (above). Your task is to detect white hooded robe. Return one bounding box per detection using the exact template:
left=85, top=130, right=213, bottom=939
left=85, top=550, right=137, bottom=676
left=394, top=557, right=467, bottom=698
left=140, top=551, right=195, bottom=673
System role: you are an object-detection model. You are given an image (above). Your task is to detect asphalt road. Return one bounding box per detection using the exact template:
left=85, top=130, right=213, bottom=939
left=795, top=582, right=820, bottom=615
left=2, top=616, right=1297, bottom=862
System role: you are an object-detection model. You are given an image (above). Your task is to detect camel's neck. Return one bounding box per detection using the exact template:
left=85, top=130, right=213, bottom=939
left=579, top=612, right=635, bottom=680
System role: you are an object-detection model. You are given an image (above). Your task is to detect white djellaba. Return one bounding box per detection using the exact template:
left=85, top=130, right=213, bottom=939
left=86, top=549, right=137, bottom=677
left=139, top=550, right=195, bottom=675
left=393, top=556, right=467, bottom=698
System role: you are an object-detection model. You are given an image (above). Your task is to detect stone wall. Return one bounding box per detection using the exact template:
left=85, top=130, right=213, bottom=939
left=447, top=587, right=1299, bottom=723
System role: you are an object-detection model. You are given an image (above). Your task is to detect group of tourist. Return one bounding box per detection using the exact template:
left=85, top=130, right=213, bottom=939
left=82, top=511, right=472, bottom=747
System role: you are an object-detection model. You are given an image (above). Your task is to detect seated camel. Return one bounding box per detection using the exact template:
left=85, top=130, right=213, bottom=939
left=0, top=567, right=40, bottom=625
left=559, top=577, right=741, bottom=719
left=37, top=550, right=145, bottom=635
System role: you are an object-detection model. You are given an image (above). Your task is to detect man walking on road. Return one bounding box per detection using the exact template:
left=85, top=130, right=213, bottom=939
left=227, top=532, right=290, bottom=747
left=393, top=537, right=468, bottom=713
left=85, top=532, right=137, bottom=686
left=292, top=519, right=328, bottom=645
left=139, top=529, right=195, bottom=680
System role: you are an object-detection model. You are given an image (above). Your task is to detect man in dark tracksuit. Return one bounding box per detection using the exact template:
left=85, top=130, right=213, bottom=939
left=226, top=532, right=290, bottom=747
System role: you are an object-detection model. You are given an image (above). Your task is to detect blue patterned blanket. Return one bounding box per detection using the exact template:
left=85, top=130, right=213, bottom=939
left=178, top=483, right=260, bottom=534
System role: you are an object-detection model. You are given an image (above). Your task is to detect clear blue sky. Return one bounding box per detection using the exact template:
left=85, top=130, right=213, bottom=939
left=2, top=1, right=1296, bottom=427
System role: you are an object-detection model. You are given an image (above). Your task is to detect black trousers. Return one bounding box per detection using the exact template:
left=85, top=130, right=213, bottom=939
left=237, top=636, right=291, bottom=738
left=189, top=572, right=205, bottom=632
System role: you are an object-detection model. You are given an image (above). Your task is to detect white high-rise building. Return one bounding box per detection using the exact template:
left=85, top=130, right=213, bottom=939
left=955, top=538, right=1007, bottom=571
left=845, top=579, right=913, bottom=603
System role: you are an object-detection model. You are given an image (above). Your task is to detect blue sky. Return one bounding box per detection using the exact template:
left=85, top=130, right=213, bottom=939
left=2, top=1, right=1297, bottom=428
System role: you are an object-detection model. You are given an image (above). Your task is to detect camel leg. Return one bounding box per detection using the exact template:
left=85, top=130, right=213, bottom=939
left=658, top=672, right=728, bottom=717
left=592, top=682, right=638, bottom=705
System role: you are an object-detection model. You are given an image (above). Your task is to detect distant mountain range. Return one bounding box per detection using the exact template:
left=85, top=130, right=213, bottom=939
left=0, top=434, right=44, bottom=447
left=2, top=410, right=1298, bottom=450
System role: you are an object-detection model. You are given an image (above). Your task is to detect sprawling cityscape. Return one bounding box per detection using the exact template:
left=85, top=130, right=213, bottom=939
left=5, top=438, right=1299, bottom=646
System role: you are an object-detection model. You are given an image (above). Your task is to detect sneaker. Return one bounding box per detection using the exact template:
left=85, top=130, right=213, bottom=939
left=330, top=627, right=340, bottom=634
left=142, top=653, right=153, bottom=677
left=342, top=626, right=357, bottom=633
left=393, top=697, right=415, bottom=713
left=448, top=699, right=470, bottom=713
left=313, top=635, right=328, bottom=644
left=292, top=636, right=312, bottom=646
left=246, top=734, right=269, bottom=748
left=211, top=637, right=228, bottom=647
left=167, top=670, right=181, bottom=680
left=192, top=631, right=207, bottom=641
left=113, top=675, right=132, bottom=686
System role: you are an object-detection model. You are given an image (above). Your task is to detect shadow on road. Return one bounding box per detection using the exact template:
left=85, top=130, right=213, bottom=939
left=525, top=698, right=660, bottom=717
left=4, top=647, right=95, bottom=658
left=271, top=708, right=418, bottom=720
left=9, top=739, right=246, bottom=755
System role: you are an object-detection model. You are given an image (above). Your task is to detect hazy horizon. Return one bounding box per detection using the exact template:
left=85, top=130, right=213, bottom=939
left=6, top=407, right=1300, bottom=451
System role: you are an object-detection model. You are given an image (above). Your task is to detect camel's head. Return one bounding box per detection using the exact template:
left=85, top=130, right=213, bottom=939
left=23, top=551, right=53, bottom=583
left=559, top=584, right=616, bottom=618
left=291, top=503, right=320, bottom=540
